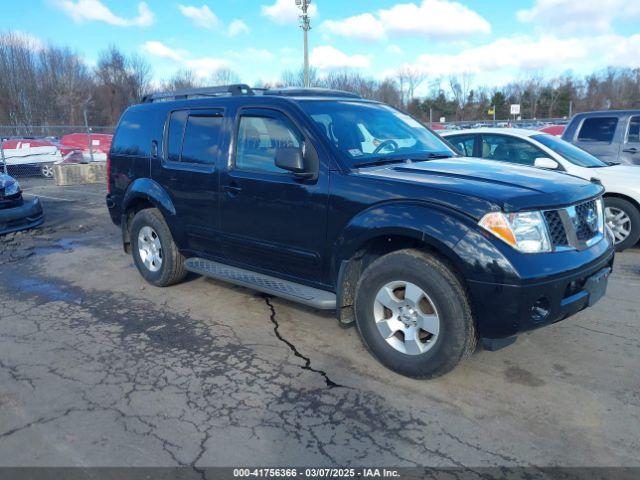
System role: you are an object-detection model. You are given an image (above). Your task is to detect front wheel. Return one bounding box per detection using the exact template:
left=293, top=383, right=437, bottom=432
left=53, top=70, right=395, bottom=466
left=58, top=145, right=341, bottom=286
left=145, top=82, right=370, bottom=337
left=604, top=197, right=640, bottom=251
left=354, top=249, right=476, bottom=379
left=130, top=208, right=187, bottom=287
left=41, top=163, right=54, bottom=178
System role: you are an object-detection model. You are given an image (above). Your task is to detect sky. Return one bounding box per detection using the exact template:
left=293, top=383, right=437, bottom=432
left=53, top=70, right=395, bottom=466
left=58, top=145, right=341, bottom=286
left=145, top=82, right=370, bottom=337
left=4, top=0, right=640, bottom=92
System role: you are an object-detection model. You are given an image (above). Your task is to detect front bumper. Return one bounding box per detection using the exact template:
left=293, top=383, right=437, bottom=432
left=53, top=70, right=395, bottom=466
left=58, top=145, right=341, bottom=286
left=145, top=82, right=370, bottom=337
left=0, top=197, right=44, bottom=235
left=467, top=247, right=615, bottom=339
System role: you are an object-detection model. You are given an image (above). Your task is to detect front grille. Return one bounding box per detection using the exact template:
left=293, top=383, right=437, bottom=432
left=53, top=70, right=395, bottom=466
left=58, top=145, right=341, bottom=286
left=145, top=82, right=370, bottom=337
left=544, top=199, right=601, bottom=250
left=543, top=210, right=568, bottom=246
left=574, top=200, right=598, bottom=241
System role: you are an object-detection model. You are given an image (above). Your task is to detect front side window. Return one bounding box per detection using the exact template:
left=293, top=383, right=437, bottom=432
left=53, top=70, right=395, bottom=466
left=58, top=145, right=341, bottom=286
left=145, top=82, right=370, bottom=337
left=446, top=134, right=475, bottom=156
left=627, top=116, right=640, bottom=144
left=235, top=114, right=301, bottom=174
left=480, top=135, right=544, bottom=166
left=578, top=117, right=618, bottom=143
left=166, top=110, right=222, bottom=165
left=299, top=100, right=455, bottom=168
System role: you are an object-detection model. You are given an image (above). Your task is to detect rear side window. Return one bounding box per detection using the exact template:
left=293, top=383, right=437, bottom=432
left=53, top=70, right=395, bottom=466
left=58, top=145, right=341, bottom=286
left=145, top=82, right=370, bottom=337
left=112, top=108, right=154, bottom=156
left=166, top=110, right=223, bottom=165
left=627, top=116, right=640, bottom=143
left=578, top=117, right=618, bottom=143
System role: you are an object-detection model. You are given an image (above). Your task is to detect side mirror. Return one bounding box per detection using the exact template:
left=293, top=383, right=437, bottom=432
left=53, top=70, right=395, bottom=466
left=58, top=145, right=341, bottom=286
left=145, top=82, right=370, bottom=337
left=534, top=157, right=560, bottom=170
left=275, top=147, right=306, bottom=173
left=275, top=143, right=318, bottom=180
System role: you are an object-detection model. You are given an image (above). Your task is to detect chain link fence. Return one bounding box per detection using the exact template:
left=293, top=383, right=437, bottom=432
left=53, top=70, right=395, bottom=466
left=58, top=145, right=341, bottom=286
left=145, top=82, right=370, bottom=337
left=0, top=126, right=115, bottom=179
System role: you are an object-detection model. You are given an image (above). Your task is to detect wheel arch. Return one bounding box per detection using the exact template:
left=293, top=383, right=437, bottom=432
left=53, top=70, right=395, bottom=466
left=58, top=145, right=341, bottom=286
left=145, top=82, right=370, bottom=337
left=332, top=203, right=473, bottom=326
left=603, top=191, right=640, bottom=212
left=121, top=178, right=177, bottom=253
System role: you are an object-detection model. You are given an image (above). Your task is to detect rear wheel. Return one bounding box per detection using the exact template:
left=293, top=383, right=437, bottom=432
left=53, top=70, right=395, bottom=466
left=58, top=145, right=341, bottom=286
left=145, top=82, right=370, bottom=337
left=130, top=208, right=187, bottom=287
left=354, top=249, right=476, bottom=379
left=604, top=197, right=640, bottom=251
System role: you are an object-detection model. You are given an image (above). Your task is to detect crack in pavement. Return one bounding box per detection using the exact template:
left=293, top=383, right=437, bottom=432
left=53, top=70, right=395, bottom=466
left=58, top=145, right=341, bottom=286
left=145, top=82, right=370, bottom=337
left=260, top=294, right=345, bottom=389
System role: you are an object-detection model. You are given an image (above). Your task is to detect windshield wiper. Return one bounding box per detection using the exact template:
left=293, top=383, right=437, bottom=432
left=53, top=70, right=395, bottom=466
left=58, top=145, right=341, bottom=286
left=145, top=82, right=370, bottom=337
left=353, top=158, right=410, bottom=168
left=353, top=153, right=453, bottom=169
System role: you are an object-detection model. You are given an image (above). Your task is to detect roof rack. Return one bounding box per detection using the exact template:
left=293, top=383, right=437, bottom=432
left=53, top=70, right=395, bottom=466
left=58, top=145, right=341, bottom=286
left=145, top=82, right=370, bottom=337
left=263, top=87, right=361, bottom=99
left=142, top=84, right=255, bottom=103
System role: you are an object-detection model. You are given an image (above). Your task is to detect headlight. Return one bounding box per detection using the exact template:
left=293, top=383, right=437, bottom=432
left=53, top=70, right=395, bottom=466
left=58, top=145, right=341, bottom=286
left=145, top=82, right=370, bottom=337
left=479, top=210, right=551, bottom=253
left=4, top=180, right=20, bottom=196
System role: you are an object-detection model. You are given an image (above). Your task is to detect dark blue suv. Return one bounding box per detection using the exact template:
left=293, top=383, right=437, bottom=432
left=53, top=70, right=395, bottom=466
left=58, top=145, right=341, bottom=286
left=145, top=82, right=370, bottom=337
left=106, top=85, right=614, bottom=378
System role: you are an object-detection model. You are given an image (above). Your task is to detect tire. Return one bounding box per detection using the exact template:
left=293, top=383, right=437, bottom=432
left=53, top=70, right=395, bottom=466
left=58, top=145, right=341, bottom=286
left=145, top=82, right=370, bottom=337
left=354, top=249, right=476, bottom=379
left=41, top=163, right=54, bottom=178
left=130, top=208, right=187, bottom=287
left=604, top=197, right=640, bottom=252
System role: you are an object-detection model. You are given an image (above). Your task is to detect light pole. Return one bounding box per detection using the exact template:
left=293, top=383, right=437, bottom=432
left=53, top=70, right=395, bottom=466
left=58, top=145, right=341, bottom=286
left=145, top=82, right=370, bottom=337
left=296, top=0, right=312, bottom=87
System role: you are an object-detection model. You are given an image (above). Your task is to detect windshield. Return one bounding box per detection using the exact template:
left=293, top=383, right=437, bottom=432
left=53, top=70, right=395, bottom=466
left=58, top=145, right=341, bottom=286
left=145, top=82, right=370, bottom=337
left=299, top=100, right=456, bottom=168
left=532, top=134, right=608, bottom=168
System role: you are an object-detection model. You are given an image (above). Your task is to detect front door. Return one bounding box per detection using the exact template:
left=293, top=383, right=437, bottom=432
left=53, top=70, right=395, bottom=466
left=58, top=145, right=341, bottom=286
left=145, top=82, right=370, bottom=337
left=219, top=107, right=328, bottom=284
left=152, top=108, right=225, bottom=254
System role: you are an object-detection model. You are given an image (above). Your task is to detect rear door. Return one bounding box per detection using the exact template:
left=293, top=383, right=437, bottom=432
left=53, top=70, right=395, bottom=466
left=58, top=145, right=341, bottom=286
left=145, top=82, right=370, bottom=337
left=572, top=116, right=620, bottom=163
left=153, top=108, right=226, bottom=253
left=619, top=115, right=640, bottom=165
left=218, top=106, right=329, bottom=283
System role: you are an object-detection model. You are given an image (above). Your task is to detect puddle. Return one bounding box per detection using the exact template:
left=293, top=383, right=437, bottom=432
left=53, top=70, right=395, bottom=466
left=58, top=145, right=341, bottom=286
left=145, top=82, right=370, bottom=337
left=13, top=277, right=82, bottom=303
left=33, top=238, right=78, bottom=256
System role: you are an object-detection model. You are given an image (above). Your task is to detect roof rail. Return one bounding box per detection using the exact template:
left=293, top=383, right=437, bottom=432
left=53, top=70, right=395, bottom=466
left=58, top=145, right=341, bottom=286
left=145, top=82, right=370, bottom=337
left=142, top=84, right=254, bottom=103
left=263, top=87, right=361, bottom=99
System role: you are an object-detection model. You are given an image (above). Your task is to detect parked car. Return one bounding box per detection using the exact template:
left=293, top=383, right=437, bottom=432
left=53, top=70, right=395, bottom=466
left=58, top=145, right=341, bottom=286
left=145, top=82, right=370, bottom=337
left=539, top=124, right=565, bottom=137
left=106, top=85, right=614, bottom=379
left=1, top=138, right=62, bottom=177
left=562, top=110, right=640, bottom=165
left=442, top=128, right=640, bottom=250
left=0, top=172, right=44, bottom=234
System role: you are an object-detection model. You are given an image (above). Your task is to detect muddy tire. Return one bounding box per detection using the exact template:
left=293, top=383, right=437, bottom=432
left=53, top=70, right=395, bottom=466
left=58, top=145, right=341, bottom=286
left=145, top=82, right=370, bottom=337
left=354, top=249, right=476, bottom=379
left=130, top=208, right=187, bottom=287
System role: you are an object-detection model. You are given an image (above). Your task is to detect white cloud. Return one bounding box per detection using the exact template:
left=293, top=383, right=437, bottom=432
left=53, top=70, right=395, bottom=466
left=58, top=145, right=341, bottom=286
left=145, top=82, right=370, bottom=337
left=398, top=33, right=640, bottom=80
left=0, top=31, right=45, bottom=51
left=386, top=44, right=404, bottom=55
left=310, top=46, right=371, bottom=70
left=261, top=0, right=317, bottom=25
left=141, top=41, right=229, bottom=78
left=227, top=19, right=249, bottom=37
left=178, top=4, right=220, bottom=29
left=55, top=0, right=154, bottom=27
left=142, top=41, right=186, bottom=62
left=320, top=0, right=490, bottom=41
left=322, top=13, right=385, bottom=41
left=517, top=0, right=640, bottom=34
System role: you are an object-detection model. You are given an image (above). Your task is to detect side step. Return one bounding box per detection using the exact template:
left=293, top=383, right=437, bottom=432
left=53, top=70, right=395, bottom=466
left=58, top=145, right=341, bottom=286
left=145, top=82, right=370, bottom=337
left=184, top=258, right=336, bottom=309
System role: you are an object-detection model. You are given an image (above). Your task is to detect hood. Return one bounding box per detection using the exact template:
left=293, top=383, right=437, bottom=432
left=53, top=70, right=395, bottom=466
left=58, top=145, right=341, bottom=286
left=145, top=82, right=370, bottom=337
left=589, top=164, right=640, bottom=181
left=361, top=157, right=603, bottom=212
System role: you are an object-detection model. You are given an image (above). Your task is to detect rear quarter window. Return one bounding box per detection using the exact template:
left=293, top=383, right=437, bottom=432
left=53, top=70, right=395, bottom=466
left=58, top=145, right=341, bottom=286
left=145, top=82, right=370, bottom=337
left=111, top=108, right=155, bottom=156
left=577, top=117, right=618, bottom=143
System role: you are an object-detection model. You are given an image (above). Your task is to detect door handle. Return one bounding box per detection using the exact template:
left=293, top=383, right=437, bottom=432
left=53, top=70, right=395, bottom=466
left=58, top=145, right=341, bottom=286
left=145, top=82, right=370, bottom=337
left=223, top=184, right=242, bottom=196
left=623, top=147, right=638, bottom=154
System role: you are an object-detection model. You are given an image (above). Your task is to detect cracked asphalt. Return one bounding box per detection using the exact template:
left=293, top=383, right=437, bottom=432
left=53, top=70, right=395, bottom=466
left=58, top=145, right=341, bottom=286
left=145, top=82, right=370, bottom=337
left=0, top=179, right=639, bottom=470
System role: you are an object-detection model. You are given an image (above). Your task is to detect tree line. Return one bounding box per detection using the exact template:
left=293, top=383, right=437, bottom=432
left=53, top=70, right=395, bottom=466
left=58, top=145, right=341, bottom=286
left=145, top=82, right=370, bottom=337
left=1, top=30, right=639, bottom=131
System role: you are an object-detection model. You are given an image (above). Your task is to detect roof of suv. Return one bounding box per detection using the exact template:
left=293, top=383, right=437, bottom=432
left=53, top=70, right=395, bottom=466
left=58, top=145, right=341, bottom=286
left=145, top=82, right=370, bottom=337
left=141, top=84, right=363, bottom=104
left=571, top=109, right=640, bottom=117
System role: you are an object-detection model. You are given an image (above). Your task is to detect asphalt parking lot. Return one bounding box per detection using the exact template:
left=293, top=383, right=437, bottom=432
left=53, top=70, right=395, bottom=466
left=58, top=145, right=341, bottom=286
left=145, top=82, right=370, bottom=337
left=1, top=179, right=639, bottom=470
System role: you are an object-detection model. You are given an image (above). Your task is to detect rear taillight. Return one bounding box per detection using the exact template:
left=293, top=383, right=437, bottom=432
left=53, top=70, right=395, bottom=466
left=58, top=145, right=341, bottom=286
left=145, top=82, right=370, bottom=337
left=106, top=155, right=111, bottom=194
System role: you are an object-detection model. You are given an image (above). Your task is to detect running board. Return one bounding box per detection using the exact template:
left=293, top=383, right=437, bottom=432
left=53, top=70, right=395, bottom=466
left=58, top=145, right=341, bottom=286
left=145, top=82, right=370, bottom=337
left=184, top=258, right=336, bottom=309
